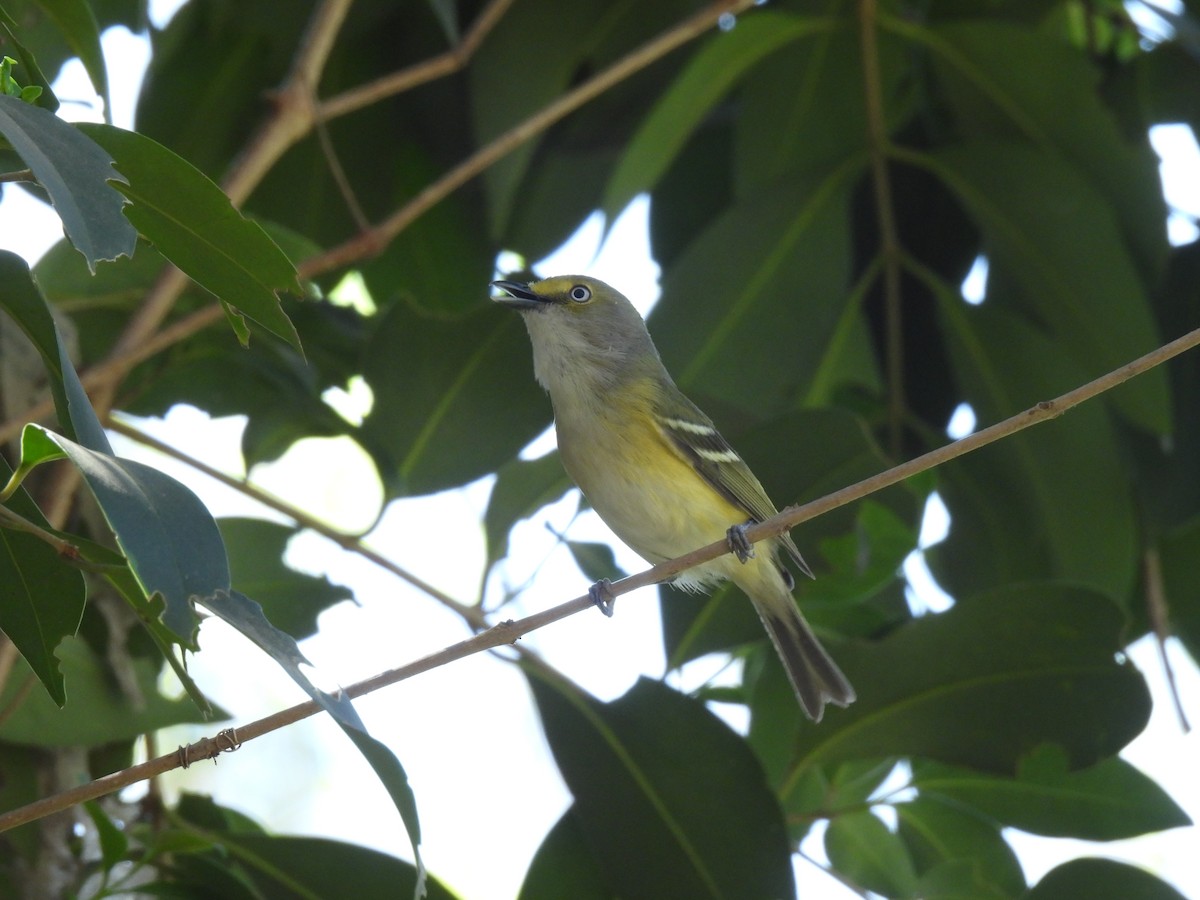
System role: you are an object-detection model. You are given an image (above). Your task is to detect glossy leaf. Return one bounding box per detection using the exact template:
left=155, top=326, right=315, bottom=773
left=784, top=584, right=1150, bottom=782
left=0, top=96, right=134, bottom=270
left=895, top=795, right=1025, bottom=896
left=218, top=517, right=351, bottom=641
left=604, top=11, right=831, bottom=218
left=361, top=300, right=550, bottom=497
left=0, top=454, right=84, bottom=706
left=77, top=123, right=302, bottom=349
left=913, top=747, right=1191, bottom=840
left=0, top=636, right=218, bottom=746
left=1026, top=858, right=1189, bottom=900
left=825, top=810, right=919, bottom=898
left=528, top=674, right=794, bottom=899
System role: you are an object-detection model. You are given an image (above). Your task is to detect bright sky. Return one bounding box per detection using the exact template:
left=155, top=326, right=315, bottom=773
left=2, top=6, right=1199, bottom=898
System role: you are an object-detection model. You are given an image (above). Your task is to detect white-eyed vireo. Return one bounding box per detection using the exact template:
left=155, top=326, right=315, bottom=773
left=491, top=275, right=855, bottom=721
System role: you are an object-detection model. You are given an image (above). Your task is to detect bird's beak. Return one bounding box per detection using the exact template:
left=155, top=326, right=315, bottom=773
left=490, top=280, right=543, bottom=310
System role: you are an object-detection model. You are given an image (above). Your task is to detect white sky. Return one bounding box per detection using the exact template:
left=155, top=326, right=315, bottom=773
left=2, top=7, right=1199, bottom=898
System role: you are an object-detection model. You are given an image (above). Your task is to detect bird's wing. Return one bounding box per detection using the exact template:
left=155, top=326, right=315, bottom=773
left=651, top=391, right=811, bottom=577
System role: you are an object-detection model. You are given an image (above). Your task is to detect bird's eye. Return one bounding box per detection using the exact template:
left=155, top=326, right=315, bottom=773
left=569, top=285, right=591, bottom=303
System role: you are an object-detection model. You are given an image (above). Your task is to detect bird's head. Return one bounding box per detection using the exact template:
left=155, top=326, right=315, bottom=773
left=491, top=275, right=661, bottom=393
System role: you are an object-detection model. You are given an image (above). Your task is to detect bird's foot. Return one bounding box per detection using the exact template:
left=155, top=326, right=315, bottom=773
left=727, top=522, right=756, bottom=564
left=589, top=578, right=616, bottom=617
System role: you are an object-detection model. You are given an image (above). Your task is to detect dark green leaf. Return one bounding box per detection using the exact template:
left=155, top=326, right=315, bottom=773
left=825, top=810, right=919, bottom=898
left=199, top=589, right=424, bottom=881
left=913, top=747, right=1191, bottom=840
left=932, top=300, right=1137, bottom=602
left=361, top=300, right=550, bottom=497
left=0, top=453, right=85, bottom=706
left=77, top=123, right=302, bottom=350
left=1025, top=858, right=1189, bottom=900
left=483, top=452, right=572, bottom=576
left=0, top=96, right=134, bottom=270
left=84, top=800, right=130, bottom=870
left=34, top=0, right=109, bottom=118
left=895, top=795, right=1025, bottom=896
left=218, top=518, right=352, bottom=641
left=926, top=19, right=1168, bottom=279
left=519, top=808, right=613, bottom=900
left=923, top=140, right=1169, bottom=433
left=528, top=674, right=794, bottom=900
left=653, top=165, right=856, bottom=419
left=22, top=425, right=227, bottom=642
left=785, top=584, right=1149, bottom=781
left=0, top=636, right=220, bottom=745
left=604, top=10, right=831, bottom=218
left=0, top=6, right=58, bottom=111
left=565, top=540, right=623, bottom=587
left=0, top=250, right=110, bottom=450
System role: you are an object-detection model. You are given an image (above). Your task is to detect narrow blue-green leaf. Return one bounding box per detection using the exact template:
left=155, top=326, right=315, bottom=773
left=825, top=810, right=919, bottom=898
left=31, top=426, right=226, bottom=643
left=0, top=251, right=110, bottom=450
left=0, top=455, right=84, bottom=707
left=0, top=97, right=133, bottom=271
left=604, top=11, right=832, bottom=218
left=77, top=123, right=302, bottom=350
left=34, top=0, right=110, bottom=120
left=201, top=589, right=424, bottom=892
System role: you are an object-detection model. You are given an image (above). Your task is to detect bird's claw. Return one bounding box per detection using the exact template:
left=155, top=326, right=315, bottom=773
left=589, top=578, right=616, bottom=617
left=727, top=522, right=755, bottom=564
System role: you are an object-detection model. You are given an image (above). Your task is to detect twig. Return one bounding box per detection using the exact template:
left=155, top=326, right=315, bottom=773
left=4, top=322, right=1197, bottom=832
left=1143, top=548, right=1190, bottom=732
left=859, top=0, right=905, bottom=457
left=105, top=417, right=484, bottom=627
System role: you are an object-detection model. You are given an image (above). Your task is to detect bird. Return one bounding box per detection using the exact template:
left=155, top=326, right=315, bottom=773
left=491, top=274, right=855, bottom=721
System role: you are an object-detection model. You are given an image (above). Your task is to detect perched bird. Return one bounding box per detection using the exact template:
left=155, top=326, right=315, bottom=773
left=491, top=275, right=855, bottom=721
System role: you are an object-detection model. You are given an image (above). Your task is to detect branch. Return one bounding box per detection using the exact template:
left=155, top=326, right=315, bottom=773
left=4, top=321, right=1196, bottom=833
left=859, top=0, right=906, bottom=457
left=106, top=417, right=485, bottom=627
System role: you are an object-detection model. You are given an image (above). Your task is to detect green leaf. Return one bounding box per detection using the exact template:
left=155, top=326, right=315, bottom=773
left=519, top=809, right=613, bottom=900
left=76, top=123, right=302, bottom=350
left=913, top=747, right=1191, bottom=840
left=895, top=796, right=1025, bottom=896
left=21, top=424, right=227, bottom=643
left=825, top=810, right=919, bottom=898
left=199, top=588, right=425, bottom=883
left=0, top=250, right=110, bottom=450
left=653, top=164, right=857, bottom=419
left=218, top=518, right=352, bottom=641
left=931, top=299, right=1137, bottom=601
left=1025, top=858, right=1189, bottom=900
left=0, top=454, right=85, bottom=706
left=0, top=96, right=134, bottom=271
left=922, top=140, right=1169, bottom=433
left=361, top=300, right=551, bottom=497
left=483, top=452, right=572, bottom=577
left=0, top=9, right=58, bottom=111
left=0, top=636, right=219, bottom=746
left=527, top=673, right=794, bottom=900
left=34, top=0, right=110, bottom=119
left=603, top=10, right=831, bottom=218
left=84, top=800, right=130, bottom=870
left=565, top=540, right=623, bottom=587
left=926, top=19, right=1167, bottom=278
left=784, top=584, right=1150, bottom=783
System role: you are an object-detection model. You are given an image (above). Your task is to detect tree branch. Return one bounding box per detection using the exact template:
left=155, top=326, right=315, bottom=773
left=5, top=321, right=1196, bottom=833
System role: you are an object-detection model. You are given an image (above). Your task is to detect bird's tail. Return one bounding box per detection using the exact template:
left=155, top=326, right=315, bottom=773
left=750, top=585, right=855, bottom=722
